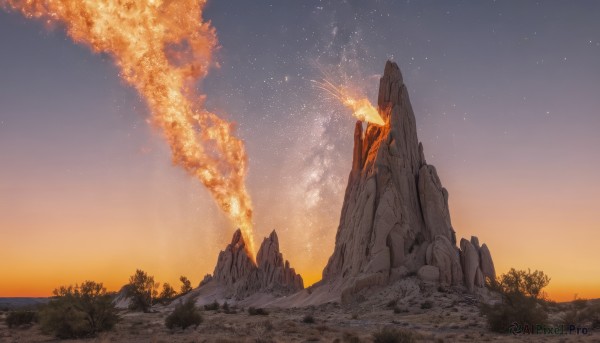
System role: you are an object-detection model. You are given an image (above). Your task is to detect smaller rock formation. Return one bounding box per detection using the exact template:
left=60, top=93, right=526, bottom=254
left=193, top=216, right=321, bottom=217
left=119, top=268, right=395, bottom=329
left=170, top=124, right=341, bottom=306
left=479, top=243, right=496, bottom=280
left=207, top=229, right=304, bottom=299
left=257, top=230, right=304, bottom=293
left=213, top=229, right=260, bottom=298
left=459, top=236, right=496, bottom=291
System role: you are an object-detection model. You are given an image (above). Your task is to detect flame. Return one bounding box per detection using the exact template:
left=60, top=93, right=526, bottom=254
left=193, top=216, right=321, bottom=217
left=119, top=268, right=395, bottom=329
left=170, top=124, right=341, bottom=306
left=312, top=79, right=385, bottom=126
left=2, top=0, right=256, bottom=256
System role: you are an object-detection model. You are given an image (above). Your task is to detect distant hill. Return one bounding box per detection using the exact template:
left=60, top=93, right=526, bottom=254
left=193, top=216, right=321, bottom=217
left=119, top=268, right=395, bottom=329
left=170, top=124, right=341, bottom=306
left=0, top=297, right=49, bottom=310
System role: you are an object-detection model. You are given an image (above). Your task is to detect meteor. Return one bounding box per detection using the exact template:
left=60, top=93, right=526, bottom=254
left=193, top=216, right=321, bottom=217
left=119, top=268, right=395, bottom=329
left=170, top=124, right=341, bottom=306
left=312, top=79, right=385, bottom=126
left=2, top=0, right=257, bottom=257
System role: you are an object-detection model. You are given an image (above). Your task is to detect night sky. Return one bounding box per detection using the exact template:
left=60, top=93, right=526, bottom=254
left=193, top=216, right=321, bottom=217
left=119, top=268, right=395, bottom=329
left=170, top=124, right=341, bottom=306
left=1, top=1, right=599, bottom=300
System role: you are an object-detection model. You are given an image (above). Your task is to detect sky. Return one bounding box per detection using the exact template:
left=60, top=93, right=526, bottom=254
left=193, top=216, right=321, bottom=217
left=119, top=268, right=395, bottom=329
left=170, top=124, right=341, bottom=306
left=1, top=1, right=599, bottom=301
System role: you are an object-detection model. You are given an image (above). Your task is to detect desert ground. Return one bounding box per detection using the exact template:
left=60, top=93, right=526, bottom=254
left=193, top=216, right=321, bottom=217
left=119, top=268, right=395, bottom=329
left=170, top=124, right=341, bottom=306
left=1, top=280, right=598, bottom=343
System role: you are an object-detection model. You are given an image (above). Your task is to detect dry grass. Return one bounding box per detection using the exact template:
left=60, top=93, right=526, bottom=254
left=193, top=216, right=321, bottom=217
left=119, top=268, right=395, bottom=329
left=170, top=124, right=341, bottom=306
left=2, top=295, right=600, bottom=342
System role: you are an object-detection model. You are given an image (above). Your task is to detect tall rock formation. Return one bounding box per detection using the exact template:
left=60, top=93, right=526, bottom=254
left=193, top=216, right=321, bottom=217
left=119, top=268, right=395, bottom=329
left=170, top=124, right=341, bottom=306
left=322, top=61, right=495, bottom=300
left=209, top=229, right=303, bottom=299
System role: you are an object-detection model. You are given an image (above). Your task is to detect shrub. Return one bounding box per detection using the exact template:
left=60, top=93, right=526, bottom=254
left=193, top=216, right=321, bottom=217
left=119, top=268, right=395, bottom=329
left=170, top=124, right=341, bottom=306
left=165, top=299, right=202, bottom=330
left=420, top=301, right=433, bottom=310
left=481, top=268, right=550, bottom=333
left=127, top=269, right=159, bottom=312
left=393, top=306, right=408, bottom=314
left=372, top=327, right=416, bottom=343
left=302, top=314, right=315, bottom=324
left=6, top=310, right=37, bottom=328
left=158, top=283, right=177, bottom=304
left=179, top=276, right=193, bottom=295
left=248, top=307, right=269, bottom=316
left=204, top=300, right=220, bottom=311
left=39, top=281, right=119, bottom=338
left=386, top=299, right=397, bottom=308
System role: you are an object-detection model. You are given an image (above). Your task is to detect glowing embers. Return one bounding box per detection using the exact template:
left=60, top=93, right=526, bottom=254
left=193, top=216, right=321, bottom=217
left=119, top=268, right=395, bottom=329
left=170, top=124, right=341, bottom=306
left=312, top=79, right=385, bottom=126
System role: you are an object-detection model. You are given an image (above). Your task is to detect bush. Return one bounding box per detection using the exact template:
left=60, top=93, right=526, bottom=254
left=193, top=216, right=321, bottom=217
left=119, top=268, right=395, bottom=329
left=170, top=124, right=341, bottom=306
left=372, top=327, right=416, bottom=343
left=39, top=281, right=119, bottom=338
left=393, top=306, right=408, bottom=314
left=180, top=276, right=193, bottom=295
left=158, top=283, right=177, bottom=304
left=481, top=268, right=550, bottom=333
left=165, top=299, right=202, bottom=330
left=127, top=269, right=159, bottom=312
left=6, top=310, right=37, bottom=328
left=204, top=300, right=220, bottom=311
left=302, top=314, right=315, bottom=324
left=420, top=301, right=433, bottom=310
left=386, top=299, right=397, bottom=308
left=248, top=307, right=269, bottom=316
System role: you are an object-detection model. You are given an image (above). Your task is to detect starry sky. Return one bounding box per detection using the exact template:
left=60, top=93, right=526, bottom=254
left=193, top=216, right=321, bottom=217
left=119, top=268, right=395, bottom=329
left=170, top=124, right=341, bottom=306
left=1, top=1, right=599, bottom=301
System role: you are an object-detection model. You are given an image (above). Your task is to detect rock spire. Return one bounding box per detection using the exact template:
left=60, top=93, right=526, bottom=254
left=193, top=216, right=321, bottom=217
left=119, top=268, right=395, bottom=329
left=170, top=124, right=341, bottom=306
left=322, top=61, right=495, bottom=300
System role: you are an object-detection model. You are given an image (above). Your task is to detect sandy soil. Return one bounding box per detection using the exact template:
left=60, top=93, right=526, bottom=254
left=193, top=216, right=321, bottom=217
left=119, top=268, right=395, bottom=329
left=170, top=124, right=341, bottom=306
left=1, top=292, right=598, bottom=343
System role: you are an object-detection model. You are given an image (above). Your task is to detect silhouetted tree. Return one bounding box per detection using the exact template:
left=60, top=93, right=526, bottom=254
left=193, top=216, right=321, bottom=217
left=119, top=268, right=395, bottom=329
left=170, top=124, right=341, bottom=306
left=158, top=283, right=177, bottom=304
left=127, top=269, right=159, bottom=312
left=39, top=281, right=119, bottom=338
left=179, top=276, right=192, bottom=295
left=481, top=268, right=550, bottom=333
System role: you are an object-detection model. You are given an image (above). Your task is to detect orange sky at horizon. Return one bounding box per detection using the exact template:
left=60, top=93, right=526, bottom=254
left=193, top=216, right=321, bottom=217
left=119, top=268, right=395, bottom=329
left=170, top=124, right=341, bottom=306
left=1, top=148, right=599, bottom=302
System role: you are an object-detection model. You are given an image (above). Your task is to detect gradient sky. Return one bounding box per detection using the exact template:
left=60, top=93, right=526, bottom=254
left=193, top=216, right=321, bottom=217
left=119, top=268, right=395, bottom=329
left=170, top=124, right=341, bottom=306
left=1, top=1, right=599, bottom=301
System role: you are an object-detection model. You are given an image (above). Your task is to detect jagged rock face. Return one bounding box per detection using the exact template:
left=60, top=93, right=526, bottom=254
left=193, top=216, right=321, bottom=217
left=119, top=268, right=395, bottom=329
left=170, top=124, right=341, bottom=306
left=213, top=229, right=261, bottom=298
left=322, top=61, right=495, bottom=298
left=479, top=244, right=496, bottom=280
left=210, top=229, right=303, bottom=299
left=323, top=61, right=427, bottom=284
left=256, top=230, right=304, bottom=293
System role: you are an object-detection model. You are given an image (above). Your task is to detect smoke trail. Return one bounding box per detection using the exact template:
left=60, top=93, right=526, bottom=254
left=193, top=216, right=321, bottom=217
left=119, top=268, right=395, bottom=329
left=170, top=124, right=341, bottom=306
left=2, top=0, right=256, bottom=256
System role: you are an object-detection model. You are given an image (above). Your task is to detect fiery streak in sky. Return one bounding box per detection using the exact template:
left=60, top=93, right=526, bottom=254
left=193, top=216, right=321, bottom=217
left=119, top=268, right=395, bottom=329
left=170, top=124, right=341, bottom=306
left=312, top=79, right=385, bottom=126
left=2, top=0, right=256, bottom=256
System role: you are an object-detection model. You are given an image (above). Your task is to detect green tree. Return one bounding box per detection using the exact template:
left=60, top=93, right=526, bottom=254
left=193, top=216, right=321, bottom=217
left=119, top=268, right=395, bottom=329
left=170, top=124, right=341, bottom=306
left=481, top=268, right=550, bottom=333
left=39, top=281, right=119, bottom=338
left=179, top=276, right=192, bottom=295
left=127, top=269, right=159, bottom=312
